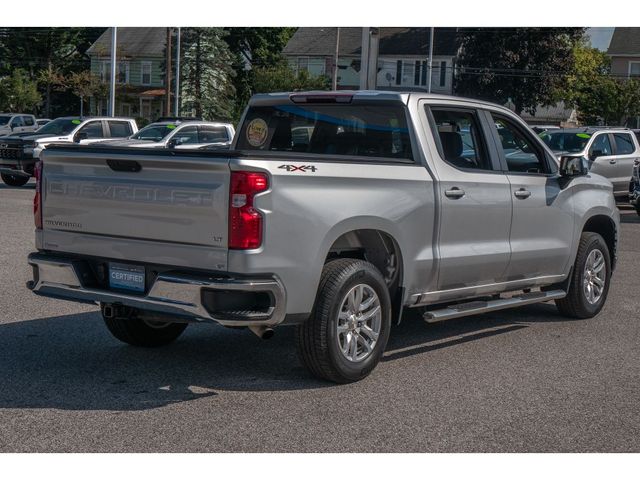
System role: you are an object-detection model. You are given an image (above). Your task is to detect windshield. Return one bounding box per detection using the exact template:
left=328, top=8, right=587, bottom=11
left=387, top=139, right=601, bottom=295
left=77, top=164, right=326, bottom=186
left=540, top=131, right=591, bottom=152
left=131, top=123, right=177, bottom=141
left=0, top=116, right=11, bottom=126
left=36, top=118, right=82, bottom=136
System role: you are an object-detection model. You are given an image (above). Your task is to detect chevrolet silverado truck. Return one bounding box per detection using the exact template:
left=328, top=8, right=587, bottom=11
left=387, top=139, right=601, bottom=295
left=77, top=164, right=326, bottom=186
left=27, top=91, right=620, bottom=383
left=0, top=116, right=137, bottom=186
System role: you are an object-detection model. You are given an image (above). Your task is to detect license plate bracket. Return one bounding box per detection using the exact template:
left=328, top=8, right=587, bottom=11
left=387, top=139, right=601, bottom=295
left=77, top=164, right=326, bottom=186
left=108, top=263, right=145, bottom=293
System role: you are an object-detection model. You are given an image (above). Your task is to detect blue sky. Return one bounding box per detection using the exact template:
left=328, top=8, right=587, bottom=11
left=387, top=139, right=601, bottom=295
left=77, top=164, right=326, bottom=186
left=586, top=27, right=615, bottom=51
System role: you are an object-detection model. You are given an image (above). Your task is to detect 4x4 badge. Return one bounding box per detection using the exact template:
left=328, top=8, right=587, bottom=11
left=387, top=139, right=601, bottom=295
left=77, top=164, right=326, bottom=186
left=278, top=164, right=317, bottom=173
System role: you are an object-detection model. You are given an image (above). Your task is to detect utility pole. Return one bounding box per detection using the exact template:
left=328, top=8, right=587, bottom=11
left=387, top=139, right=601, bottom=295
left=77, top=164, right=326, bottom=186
left=165, top=27, right=172, bottom=117
left=427, top=27, right=434, bottom=93
left=174, top=27, right=181, bottom=116
left=109, top=27, right=117, bottom=117
left=332, top=27, right=340, bottom=90
left=359, top=27, right=379, bottom=90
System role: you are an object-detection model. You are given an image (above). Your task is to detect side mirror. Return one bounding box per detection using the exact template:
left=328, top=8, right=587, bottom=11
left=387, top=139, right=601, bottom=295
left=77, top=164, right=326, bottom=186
left=590, top=149, right=604, bottom=161
left=167, top=138, right=177, bottom=148
left=74, top=131, right=88, bottom=143
left=560, top=155, right=588, bottom=177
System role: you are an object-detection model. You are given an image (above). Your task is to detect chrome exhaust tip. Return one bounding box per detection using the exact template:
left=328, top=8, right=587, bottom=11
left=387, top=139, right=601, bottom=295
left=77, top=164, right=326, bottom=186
left=248, top=325, right=275, bottom=340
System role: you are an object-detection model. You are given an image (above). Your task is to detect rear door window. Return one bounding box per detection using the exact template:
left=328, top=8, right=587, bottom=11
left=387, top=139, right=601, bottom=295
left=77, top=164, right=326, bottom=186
left=236, top=103, right=414, bottom=161
left=198, top=125, right=229, bottom=143
left=107, top=121, right=133, bottom=138
left=22, top=116, right=35, bottom=126
left=613, top=133, right=635, bottom=155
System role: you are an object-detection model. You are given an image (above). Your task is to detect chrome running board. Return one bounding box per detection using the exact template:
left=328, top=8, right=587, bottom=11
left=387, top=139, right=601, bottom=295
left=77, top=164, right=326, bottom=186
left=423, top=290, right=566, bottom=323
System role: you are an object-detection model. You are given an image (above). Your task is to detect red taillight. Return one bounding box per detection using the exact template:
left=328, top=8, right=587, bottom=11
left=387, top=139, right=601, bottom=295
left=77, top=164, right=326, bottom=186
left=34, top=160, right=42, bottom=229
left=229, top=171, right=269, bottom=249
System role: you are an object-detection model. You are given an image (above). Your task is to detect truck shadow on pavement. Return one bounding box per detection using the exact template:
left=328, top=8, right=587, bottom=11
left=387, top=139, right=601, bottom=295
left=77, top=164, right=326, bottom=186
left=0, top=303, right=570, bottom=412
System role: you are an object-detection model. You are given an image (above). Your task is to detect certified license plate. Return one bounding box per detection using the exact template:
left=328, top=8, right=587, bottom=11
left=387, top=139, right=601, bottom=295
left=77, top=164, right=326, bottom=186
left=108, top=263, right=145, bottom=293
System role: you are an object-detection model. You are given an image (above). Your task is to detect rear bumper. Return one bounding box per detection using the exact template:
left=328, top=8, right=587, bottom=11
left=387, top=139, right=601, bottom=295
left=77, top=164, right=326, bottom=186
left=27, top=252, right=287, bottom=327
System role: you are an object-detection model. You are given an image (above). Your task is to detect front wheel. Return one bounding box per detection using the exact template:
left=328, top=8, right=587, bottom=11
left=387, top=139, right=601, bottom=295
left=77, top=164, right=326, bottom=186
left=101, top=305, right=188, bottom=347
left=1, top=173, right=29, bottom=187
left=555, top=232, right=611, bottom=319
left=296, top=259, right=392, bottom=384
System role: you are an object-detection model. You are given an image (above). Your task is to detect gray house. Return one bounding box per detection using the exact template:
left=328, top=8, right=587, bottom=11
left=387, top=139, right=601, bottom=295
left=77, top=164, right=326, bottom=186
left=87, top=27, right=167, bottom=121
left=283, top=27, right=459, bottom=93
left=607, top=27, right=640, bottom=79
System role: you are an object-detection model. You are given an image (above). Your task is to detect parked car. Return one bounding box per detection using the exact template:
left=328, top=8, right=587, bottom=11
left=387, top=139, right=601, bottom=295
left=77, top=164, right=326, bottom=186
left=36, top=118, right=52, bottom=128
left=540, top=127, right=640, bottom=197
left=0, top=116, right=137, bottom=186
left=27, top=91, right=619, bottom=383
left=0, top=114, right=38, bottom=136
left=530, top=125, right=560, bottom=134
left=629, top=159, right=640, bottom=215
left=98, top=120, right=235, bottom=149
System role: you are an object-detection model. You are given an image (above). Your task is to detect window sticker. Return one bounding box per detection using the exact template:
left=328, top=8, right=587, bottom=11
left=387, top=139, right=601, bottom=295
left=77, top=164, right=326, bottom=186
left=71, top=119, right=82, bottom=125
left=576, top=133, right=591, bottom=139
left=167, top=124, right=176, bottom=129
left=246, top=118, right=268, bottom=147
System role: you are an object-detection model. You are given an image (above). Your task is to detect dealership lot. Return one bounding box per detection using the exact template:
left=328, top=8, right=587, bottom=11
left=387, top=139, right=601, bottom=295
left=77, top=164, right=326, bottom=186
left=0, top=181, right=639, bottom=452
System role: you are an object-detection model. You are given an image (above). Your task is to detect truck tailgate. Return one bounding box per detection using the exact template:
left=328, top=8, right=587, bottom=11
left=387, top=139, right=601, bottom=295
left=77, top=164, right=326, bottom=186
left=40, top=147, right=230, bottom=268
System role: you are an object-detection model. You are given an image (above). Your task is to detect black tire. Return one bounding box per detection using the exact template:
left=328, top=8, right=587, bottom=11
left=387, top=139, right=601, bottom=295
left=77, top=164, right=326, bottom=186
left=101, top=306, right=188, bottom=347
left=1, top=173, right=29, bottom=187
left=555, top=232, right=611, bottom=319
left=296, top=259, right=392, bottom=384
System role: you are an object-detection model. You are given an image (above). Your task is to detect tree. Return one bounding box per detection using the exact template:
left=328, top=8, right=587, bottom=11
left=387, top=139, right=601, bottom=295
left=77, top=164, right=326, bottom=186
left=0, top=27, right=103, bottom=116
left=225, top=28, right=297, bottom=115
left=558, top=44, right=640, bottom=125
left=0, top=69, right=41, bottom=112
left=65, top=71, right=108, bottom=116
left=180, top=28, right=236, bottom=121
left=252, top=65, right=329, bottom=93
left=455, top=28, right=585, bottom=115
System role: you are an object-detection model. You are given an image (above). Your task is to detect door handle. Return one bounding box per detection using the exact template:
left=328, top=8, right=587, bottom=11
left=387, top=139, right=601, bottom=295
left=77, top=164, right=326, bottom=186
left=514, top=188, right=531, bottom=199
left=609, top=159, right=617, bottom=164
left=444, top=187, right=465, bottom=199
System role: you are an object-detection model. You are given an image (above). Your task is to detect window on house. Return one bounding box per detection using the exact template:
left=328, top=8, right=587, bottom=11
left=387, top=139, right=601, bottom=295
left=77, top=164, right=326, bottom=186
left=141, top=62, right=152, bottom=85
left=402, top=61, right=415, bottom=85
left=307, top=58, right=325, bottom=76
left=395, top=60, right=402, bottom=85
left=101, top=61, right=130, bottom=84
left=629, top=62, right=640, bottom=78
left=440, top=61, right=447, bottom=87
left=297, top=57, right=309, bottom=74
left=414, top=61, right=421, bottom=86
left=421, top=61, right=427, bottom=86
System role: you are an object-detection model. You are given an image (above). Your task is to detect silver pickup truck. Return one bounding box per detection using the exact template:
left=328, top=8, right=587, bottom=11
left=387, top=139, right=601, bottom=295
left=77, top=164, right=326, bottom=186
left=27, top=91, right=620, bottom=383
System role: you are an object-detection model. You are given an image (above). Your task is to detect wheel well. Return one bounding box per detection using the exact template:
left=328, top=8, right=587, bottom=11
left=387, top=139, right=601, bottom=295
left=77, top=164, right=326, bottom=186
left=583, top=215, right=617, bottom=269
left=326, top=229, right=403, bottom=293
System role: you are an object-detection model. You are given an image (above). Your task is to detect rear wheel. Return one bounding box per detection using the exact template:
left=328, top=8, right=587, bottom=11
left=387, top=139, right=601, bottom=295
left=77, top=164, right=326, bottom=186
left=555, top=232, right=611, bottom=319
left=296, top=259, right=391, bottom=383
left=1, top=173, right=29, bottom=187
left=101, top=305, right=188, bottom=347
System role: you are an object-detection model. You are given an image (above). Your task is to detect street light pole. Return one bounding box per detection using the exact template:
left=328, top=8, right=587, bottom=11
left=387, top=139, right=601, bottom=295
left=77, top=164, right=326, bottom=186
left=174, top=27, right=181, bottom=116
left=109, top=27, right=117, bottom=116
left=427, top=27, right=434, bottom=94
left=165, top=27, right=172, bottom=117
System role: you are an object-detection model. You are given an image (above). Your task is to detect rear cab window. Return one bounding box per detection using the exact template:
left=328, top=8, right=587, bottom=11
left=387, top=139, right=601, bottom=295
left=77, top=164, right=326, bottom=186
left=236, top=101, right=414, bottom=162
left=107, top=121, right=133, bottom=138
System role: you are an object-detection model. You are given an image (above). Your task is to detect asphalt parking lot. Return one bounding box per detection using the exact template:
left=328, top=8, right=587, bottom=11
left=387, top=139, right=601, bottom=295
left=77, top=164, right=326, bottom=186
left=0, top=181, right=639, bottom=452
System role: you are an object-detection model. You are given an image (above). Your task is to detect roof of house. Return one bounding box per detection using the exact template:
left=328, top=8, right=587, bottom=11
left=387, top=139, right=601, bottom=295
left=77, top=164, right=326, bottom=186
left=87, top=27, right=167, bottom=57
left=607, top=27, right=640, bottom=55
left=283, top=27, right=459, bottom=57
